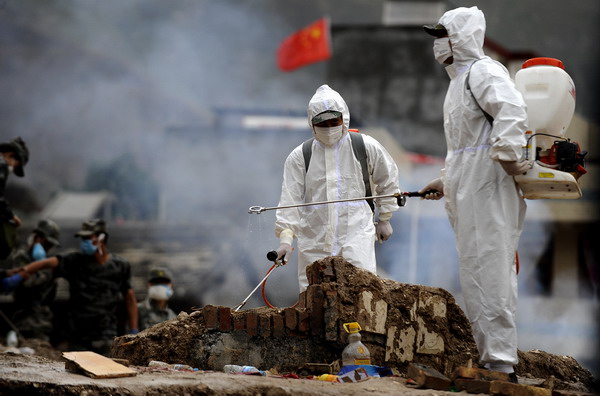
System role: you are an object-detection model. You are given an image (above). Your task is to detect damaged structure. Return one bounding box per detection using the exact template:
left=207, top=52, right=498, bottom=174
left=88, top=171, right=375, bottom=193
left=113, top=257, right=477, bottom=375
left=110, top=257, right=599, bottom=393
left=1, top=257, right=597, bottom=395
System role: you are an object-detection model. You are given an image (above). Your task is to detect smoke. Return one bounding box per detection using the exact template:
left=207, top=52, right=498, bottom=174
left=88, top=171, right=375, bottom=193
left=0, top=0, right=322, bottom=310
left=1, top=0, right=598, bottom=376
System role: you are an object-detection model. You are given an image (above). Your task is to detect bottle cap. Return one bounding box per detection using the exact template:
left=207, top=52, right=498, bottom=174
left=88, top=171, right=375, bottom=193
left=343, top=322, right=362, bottom=334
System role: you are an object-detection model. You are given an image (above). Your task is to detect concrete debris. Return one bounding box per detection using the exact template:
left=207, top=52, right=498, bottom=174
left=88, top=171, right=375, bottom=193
left=112, top=256, right=479, bottom=376
left=0, top=257, right=597, bottom=395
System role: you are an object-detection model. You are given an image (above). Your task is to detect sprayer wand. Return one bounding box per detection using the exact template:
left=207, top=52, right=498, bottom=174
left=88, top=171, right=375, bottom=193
left=248, top=191, right=437, bottom=215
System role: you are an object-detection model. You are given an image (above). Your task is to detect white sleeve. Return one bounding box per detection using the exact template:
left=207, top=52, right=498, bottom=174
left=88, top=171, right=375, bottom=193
left=363, top=135, right=401, bottom=215
left=274, top=145, right=305, bottom=239
left=470, top=60, right=528, bottom=161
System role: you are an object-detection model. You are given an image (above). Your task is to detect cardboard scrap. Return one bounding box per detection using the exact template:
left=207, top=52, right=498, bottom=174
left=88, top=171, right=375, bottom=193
left=338, top=367, right=369, bottom=383
left=63, top=351, right=137, bottom=379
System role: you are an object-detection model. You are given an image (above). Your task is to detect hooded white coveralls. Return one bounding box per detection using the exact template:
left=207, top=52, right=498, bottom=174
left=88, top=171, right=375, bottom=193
left=438, top=7, right=527, bottom=370
left=275, top=85, right=400, bottom=292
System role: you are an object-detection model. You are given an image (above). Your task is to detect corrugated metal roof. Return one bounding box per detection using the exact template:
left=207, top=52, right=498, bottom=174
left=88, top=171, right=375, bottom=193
left=40, top=191, right=115, bottom=223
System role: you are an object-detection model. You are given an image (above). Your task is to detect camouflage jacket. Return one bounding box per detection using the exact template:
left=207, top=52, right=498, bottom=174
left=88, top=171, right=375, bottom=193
left=55, top=251, right=133, bottom=338
left=4, top=247, right=56, bottom=307
left=137, top=298, right=177, bottom=330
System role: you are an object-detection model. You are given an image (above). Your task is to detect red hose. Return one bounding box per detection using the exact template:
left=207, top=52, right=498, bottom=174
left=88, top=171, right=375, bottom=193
left=261, top=264, right=299, bottom=309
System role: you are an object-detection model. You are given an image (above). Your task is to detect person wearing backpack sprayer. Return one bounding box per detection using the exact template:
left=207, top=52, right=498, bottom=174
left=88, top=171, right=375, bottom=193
left=419, top=7, right=530, bottom=382
left=275, top=84, right=401, bottom=293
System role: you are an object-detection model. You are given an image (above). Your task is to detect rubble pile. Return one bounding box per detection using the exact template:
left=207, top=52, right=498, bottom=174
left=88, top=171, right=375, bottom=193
left=0, top=257, right=597, bottom=395
left=112, top=256, right=479, bottom=375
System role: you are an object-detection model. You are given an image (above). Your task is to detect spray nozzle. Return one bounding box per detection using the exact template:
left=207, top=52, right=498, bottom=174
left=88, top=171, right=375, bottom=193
left=266, top=250, right=286, bottom=266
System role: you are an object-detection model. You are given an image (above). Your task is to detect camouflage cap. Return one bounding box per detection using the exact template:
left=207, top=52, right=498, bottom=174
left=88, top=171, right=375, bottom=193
left=423, top=23, right=448, bottom=38
left=74, top=218, right=107, bottom=238
left=33, top=219, right=61, bottom=246
left=148, top=267, right=173, bottom=283
left=0, top=137, right=29, bottom=177
left=311, top=110, right=343, bottom=126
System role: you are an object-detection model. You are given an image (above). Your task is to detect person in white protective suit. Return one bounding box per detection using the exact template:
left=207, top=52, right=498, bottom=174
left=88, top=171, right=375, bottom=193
left=275, top=84, right=401, bottom=293
left=419, top=7, right=529, bottom=381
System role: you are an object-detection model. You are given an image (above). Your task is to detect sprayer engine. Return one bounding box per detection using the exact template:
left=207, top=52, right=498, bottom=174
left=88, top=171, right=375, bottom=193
left=537, top=139, right=587, bottom=176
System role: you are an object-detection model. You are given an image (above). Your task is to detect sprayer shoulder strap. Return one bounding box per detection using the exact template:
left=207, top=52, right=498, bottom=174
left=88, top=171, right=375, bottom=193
left=302, top=132, right=374, bottom=212
left=466, top=59, right=494, bottom=126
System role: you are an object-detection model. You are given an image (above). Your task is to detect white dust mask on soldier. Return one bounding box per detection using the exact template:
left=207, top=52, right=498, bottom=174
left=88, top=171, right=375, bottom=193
left=433, top=38, right=453, bottom=64
left=313, top=125, right=344, bottom=146
left=148, top=284, right=174, bottom=301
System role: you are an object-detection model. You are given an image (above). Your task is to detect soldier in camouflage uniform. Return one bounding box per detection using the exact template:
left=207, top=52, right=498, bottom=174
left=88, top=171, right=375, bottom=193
left=138, top=267, right=177, bottom=330
left=4, top=219, right=61, bottom=341
left=9, top=219, right=138, bottom=356
left=0, top=137, right=29, bottom=261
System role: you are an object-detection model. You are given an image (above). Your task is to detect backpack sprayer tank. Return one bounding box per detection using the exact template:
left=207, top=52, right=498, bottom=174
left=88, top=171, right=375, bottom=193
left=514, top=57, right=587, bottom=199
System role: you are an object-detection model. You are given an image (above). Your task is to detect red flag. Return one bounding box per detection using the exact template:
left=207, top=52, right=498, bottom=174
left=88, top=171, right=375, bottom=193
left=277, top=18, right=332, bottom=72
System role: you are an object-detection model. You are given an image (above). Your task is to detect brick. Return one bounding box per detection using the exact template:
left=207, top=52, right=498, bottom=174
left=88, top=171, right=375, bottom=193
left=272, top=313, right=284, bottom=337
left=218, top=307, right=231, bottom=332
left=307, top=285, right=325, bottom=336
left=407, top=363, right=452, bottom=391
left=454, top=366, right=509, bottom=382
left=202, top=305, right=218, bottom=330
left=490, top=380, right=551, bottom=396
left=259, top=315, right=271, bottom=338
left=454, top=378, right=491, bottom=394
left=324, top=290, right=339, bottom=341
left=233, top=315, right=245, bottom=332
left=298, top=309, right=310, bottom=333
left=284, top=308, right=298, bottom=331
left=306, top=264, right=318, bottom=285
left=245, top=311, right=258, bottom=337
left=297, top=291, right=307, bottom=309
left=321, top=261, right=335, bottom=278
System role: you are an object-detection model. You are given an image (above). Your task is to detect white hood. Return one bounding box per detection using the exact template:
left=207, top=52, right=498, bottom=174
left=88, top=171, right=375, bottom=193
left=307, top=84, right=350, bottom=139
left=439, top=6, right=486, bottom=65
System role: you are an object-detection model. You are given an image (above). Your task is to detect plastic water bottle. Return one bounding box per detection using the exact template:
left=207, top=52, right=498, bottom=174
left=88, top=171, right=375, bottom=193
left=6, top=331, right=18, bottom=348
left=148, top=360, right=196, bottom=371
left=223, top=364, right=266, bottom=375
left=341, top=322, right=371, bottom=366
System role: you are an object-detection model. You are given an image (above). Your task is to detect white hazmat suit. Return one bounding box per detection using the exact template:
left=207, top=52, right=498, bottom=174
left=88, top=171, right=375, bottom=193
left=275, top=85, right=400, bottom=292
left=424, top=7, right=528, bottom=372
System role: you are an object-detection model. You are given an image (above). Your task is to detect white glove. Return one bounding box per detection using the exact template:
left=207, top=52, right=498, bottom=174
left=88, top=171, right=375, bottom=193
left=499, top=160, right=531, bottom=176
left=276, top=243, right=293, bottom=264
left=375, top=220, right=393, bottom=242
left=419, top=178, right=444, bottom=200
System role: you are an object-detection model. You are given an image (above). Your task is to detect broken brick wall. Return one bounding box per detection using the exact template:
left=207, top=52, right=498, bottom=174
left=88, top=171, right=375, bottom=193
left=112, top=256, right=478, bottom=376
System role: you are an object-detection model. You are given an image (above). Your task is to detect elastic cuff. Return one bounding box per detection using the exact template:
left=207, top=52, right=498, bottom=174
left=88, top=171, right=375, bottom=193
left=378, top=212, right=392, bottom=222
left=279, top=229, right=294, bottom=245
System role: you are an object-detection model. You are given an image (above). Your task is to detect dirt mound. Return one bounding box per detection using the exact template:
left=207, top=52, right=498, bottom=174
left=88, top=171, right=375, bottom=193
left=517, top=349, right=599, bottom=392
left=113, top=256, right=479, bottom=377
left=111, top=257, right=598, bottom=393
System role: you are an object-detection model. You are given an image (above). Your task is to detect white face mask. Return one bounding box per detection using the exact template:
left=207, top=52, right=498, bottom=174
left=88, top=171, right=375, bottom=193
left=148, top=284, right=173, bottom=301
left=313, top=125, right=344, bottom=146
left=433, top=38, right=453, bottom=64
left=7, top=166, right=13, bottom=174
